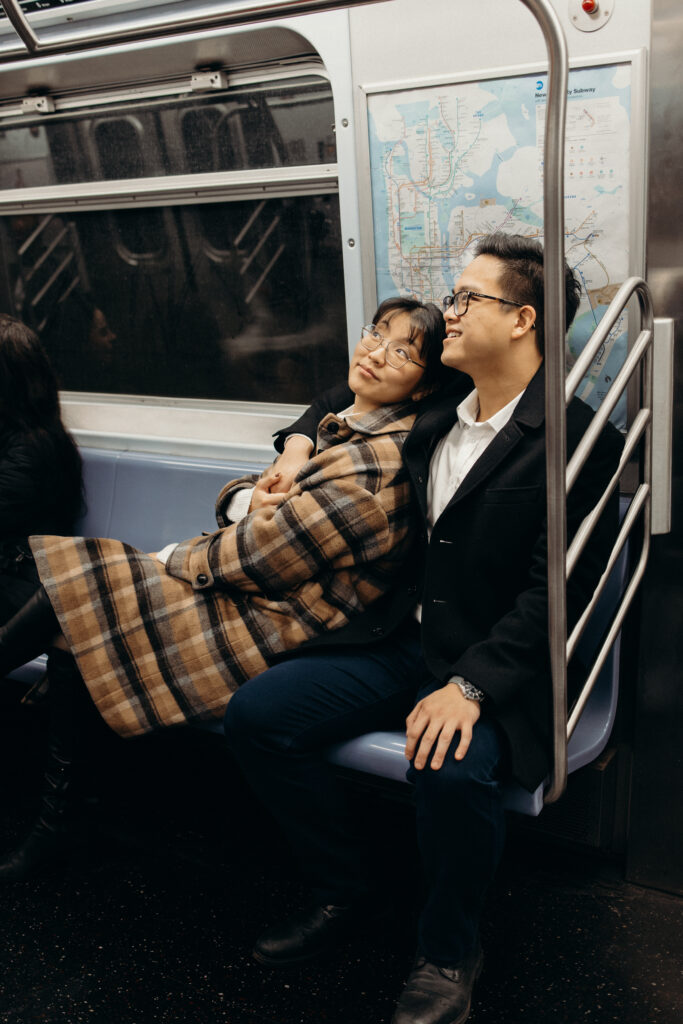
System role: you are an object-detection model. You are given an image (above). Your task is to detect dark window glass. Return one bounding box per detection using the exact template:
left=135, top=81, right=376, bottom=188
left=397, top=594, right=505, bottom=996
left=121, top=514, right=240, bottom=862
left=0, top=195, right=347, bottom=402
left=93, top=118, right=144, bottom=179
left=0, top=77, right=336, bottom=185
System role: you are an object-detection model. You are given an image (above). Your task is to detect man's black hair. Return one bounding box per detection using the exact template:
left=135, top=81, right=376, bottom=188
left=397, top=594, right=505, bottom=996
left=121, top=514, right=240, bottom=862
left=473, top=233, right=582, bottom=355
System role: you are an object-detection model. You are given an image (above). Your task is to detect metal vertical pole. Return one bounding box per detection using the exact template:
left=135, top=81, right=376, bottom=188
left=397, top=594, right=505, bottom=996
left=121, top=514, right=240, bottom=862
left=519, top=0, right=569, bottom=803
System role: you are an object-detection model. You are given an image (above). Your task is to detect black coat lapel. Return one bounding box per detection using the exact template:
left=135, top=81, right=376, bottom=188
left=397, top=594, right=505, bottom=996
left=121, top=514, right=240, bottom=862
left=443, top=418, right=525, bottom=507
left=404, top=392, right=464, bottom=522
left=427, top=362, right=547, bottom=512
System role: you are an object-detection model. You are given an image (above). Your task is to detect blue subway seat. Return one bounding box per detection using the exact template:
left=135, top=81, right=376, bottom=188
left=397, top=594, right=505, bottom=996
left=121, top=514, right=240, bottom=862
left=10, top=446, right=630, bottom=817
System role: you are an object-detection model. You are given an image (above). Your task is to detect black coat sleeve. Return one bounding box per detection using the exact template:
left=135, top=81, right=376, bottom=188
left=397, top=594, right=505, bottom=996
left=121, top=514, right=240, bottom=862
left=272, top=383, right=354, bottom=453
left=452, top=422, right=624, bottom=702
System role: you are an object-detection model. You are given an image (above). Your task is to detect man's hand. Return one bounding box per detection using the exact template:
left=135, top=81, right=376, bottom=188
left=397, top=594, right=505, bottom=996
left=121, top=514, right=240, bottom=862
left=269, top=436, right=314, bottom=494
left=405, top=682, right=481, bottom=770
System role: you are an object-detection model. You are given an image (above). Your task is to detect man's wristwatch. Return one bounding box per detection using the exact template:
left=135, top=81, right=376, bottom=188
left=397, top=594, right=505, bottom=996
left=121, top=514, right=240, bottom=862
left=450, top=675, right=485, bottom=703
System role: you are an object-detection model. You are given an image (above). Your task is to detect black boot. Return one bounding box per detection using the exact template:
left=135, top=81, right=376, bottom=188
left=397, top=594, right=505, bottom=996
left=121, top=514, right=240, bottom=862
left=0, top=651, right=83, bottom=881
left=0, top=585, right=59, bottom=678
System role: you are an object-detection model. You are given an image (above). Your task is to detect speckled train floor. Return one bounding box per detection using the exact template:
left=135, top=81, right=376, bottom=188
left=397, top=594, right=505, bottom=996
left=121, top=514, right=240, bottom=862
left=0, top=686, right=681, bottom=1024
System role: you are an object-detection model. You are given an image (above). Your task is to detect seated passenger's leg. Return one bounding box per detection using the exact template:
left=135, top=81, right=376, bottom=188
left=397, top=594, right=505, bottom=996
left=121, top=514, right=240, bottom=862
left=0, top=649, right=89, bottom=881
left=407, top=695, right=508, bottom=967
left=0, top=557, right=41, bottom=628
left=392, top=682, right=508, bottom=1023
left=0, top=584, right=59, bottom=677
left=224, top=629, right=422, bottom=907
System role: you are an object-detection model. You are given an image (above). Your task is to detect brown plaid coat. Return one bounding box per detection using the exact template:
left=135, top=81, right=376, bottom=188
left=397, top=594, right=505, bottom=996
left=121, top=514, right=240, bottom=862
left=30, top=404, right=417, bottom=738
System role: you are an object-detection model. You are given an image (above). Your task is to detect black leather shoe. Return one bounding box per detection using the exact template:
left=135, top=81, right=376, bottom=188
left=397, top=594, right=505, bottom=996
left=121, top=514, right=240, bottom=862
left=253, top=903, right=363, bottom=966
left=390, top=945, right=483, bottom=1024
left=0, top=820, right=69, bottom=882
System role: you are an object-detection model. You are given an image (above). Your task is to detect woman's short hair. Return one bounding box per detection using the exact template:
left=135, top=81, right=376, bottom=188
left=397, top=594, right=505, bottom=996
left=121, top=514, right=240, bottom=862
left=370, top=296, right=448, bottom=395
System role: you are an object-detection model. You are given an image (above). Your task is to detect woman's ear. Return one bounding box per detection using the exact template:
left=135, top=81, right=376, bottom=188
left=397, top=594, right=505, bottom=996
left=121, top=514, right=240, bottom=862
left=411, top=385, right=431, bottom=402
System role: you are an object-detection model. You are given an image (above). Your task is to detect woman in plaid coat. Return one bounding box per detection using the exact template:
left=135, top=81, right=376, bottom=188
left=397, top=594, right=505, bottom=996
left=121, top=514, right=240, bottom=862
left=0, top=297, right=448, bottom=879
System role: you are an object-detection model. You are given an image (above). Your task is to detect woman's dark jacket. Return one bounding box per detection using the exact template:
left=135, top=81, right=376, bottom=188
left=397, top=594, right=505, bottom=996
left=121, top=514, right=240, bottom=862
left=0, top=427, right=82, bottom=577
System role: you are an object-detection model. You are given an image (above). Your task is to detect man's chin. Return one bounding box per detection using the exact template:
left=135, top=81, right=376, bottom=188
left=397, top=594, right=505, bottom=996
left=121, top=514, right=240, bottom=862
left=441, top=348, right=464, bottom=371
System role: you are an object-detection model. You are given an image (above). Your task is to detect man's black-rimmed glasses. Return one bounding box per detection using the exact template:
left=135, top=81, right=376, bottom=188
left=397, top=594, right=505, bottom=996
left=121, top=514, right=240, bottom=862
left=442, top=289, right=526, bottom=316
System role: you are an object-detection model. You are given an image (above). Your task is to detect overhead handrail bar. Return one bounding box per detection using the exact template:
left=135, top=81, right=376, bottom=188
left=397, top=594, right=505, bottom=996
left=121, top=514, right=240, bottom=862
left=0, top=0, right=385, bottom=57
left=567, top=408, right=650, bottom=577
left=566, top=277, right=654, bottom=402
left=567, top=325, right=652, bottom=494
left=0, top=0, right=35, bottom=51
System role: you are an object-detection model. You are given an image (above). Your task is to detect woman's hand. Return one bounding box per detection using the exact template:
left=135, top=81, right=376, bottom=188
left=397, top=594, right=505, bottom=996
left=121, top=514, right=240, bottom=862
left=405, top=682, right=481, bottom=770
left=248, top=437, right=314, bottom=512
left=269, top=436, right=314, bottom=493
left=250, top=470, right=288, bottom=511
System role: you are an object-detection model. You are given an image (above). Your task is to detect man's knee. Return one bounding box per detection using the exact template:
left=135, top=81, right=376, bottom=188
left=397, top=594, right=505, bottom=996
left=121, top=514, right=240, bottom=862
left=408, top=717, right=506, bottom=799
left=223, top=675, right=278, bottom=752
left=224, top=660, right=311, bottom=757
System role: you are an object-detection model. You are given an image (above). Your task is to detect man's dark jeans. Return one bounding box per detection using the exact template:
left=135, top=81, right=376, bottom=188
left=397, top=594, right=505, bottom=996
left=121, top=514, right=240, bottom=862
left=224, top=627, right=509, bottom=966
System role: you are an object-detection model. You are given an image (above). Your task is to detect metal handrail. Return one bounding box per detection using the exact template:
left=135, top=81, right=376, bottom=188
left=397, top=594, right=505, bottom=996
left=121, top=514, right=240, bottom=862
left=568, top=507, right=651, bottom=736
left=567, top=408, right=650, bottom=578
left=566, top=277, right=650, bottom=400
left=518, top=8, right=654, bottom=805
left=565, top=277, right=653, bottom=740
left=0, top=0, right=383, bottom=56
left=519, top=0, right=569, bottom=805
left=568, top=482, right=650, bottom=661
left=567, top=325, right=651, bottom=493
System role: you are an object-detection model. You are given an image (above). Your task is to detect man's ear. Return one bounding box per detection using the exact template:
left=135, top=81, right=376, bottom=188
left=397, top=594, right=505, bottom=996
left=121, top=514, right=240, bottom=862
left=511, top=304, right=537, bottom=339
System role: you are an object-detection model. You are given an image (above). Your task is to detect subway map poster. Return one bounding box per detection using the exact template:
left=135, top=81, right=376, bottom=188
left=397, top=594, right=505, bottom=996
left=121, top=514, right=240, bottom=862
left=367, top=64, right=631, bottom=420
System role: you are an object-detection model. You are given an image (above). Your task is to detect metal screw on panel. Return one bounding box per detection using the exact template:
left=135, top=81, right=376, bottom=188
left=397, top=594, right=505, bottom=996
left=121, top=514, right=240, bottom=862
left=347, top=239, right=356, bottom=247
left=341, top=118, right=349, bottom=127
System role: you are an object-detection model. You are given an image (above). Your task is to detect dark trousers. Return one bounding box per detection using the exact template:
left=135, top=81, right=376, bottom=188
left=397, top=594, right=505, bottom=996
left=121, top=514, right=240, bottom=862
left=0, top=542, right=41, bottom=626
left=223, top=629, right=508, bottom=966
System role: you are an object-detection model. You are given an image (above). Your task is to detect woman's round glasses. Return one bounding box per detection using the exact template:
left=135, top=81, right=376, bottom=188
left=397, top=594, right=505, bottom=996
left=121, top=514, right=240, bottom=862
left=360, top=325, right=426, bottom=369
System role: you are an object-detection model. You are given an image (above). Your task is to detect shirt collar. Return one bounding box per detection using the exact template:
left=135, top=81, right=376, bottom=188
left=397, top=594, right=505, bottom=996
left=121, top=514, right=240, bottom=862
left=457, top=388, right=525, bottom=433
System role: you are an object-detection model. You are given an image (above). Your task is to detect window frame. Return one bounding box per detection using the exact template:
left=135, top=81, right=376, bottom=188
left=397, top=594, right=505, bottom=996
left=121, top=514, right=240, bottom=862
left=0, top=29, right=361, bottom=460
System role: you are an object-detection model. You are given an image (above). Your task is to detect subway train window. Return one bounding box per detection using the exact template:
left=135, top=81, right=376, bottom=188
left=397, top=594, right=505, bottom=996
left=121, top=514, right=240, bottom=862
left=93, top=117, right=145, bottom=180
left=0, top=77, right=336, bottom=186
left=0, top=195, right=347, bottom=401
left=0, top=72, right=346, bottom=402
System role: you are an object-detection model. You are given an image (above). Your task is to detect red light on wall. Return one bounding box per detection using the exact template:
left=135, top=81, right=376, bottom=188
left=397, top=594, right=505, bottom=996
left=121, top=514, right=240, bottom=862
left=582, top=0, right=599, bottom=12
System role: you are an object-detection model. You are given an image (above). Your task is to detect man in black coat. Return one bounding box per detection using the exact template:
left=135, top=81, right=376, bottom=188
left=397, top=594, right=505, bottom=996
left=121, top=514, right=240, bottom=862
left=223, top=234, right=624, bottom=1024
